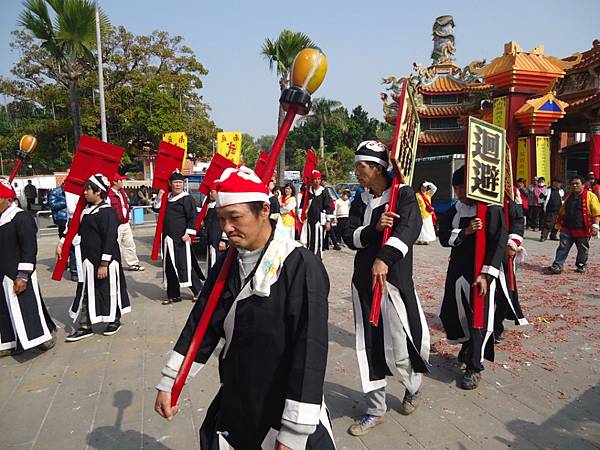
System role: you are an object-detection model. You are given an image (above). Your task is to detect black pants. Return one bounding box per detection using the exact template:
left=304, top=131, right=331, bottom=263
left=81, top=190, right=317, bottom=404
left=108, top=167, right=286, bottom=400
left=165, top=252, right=203, bottom=299
left=541, top=210, right=559, bottom=239
left=79, top=289, right=121, bottom=327
left=26, top=198, right=35, bottom=211
left=459, top=328, right=486, bottom=372
left=528, top=205, right=543, bottom=230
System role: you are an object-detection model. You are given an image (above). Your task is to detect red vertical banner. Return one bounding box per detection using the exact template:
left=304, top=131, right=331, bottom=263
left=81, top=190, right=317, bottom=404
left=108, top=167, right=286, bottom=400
left=150, top=141, right=186, bottom=261
left=52, top=135, right=124, bottom=281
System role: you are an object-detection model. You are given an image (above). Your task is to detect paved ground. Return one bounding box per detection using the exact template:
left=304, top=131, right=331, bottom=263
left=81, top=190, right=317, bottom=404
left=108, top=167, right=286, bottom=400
left=1, top=225, right=599, bottom=450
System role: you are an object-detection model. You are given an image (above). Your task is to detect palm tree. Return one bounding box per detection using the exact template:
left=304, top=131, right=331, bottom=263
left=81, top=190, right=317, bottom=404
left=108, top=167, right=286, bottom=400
left=307, top=98, right=343, bottom=158
left=261, top=30, right=314, bottom=183
left=19, top=0, right=109, bottom=148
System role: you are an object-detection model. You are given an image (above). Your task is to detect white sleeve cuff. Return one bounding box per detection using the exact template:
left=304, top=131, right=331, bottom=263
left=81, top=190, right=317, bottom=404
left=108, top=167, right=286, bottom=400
left=17, top=263, right=34, bottom=271
left=59, top=237, right=65, bottom=244
left=155, top=351, right=203, bottom=393
left=353, top=226, right=366, bottom=249
left=481, top=265, right=500, bottom=278
left=277, top=423, right=314, bottom=450
left=384, top=236, right=408, bottom=257
left=281, top=399, right=321, bottom=426
left=508, top=233, right=523, bottom=246
left=448, top=229, right=461, bottom=246
left=185, top=228, right=197, bottom=236
left=101, top=254, right=112, bottom=262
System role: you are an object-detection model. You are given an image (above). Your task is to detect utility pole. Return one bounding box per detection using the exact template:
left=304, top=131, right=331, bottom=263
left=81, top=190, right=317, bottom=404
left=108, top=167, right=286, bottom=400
left=95, top=0, right=107, bottom=142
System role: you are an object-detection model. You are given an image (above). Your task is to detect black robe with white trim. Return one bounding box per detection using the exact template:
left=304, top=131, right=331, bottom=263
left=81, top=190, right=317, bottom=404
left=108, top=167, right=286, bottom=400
left=203, top=201, right=226, bottom=274
left=160, top=233, right=335, bottom=449
left=0, top=203, right=56, bottom=351
left=343, top=185, right=430, bottom=394
left=154, top=192, right=203, bottom=289
left=496, top=199, right=528, bottom=326
left=69, top=202, right=130, bottom=323
left=438, top=201, right=507, bottom=363
left=300, top=187, right=334, bottom=259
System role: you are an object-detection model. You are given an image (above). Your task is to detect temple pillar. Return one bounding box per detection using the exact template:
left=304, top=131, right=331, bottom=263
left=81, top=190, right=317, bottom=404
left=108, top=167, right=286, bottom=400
left=590, top=122, right=600, bottom=178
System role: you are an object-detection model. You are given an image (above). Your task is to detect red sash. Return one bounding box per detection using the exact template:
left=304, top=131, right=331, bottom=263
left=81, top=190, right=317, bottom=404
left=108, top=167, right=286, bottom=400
left=419, top=192, right=437, bottom=225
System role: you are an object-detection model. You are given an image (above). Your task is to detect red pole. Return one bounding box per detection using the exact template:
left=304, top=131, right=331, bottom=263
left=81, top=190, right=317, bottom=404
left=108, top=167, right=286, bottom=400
left=52, top=197, right=86, bottom=281
left=472, top=201, right=487, bottom=329
left=368, top=173, right=401, bottom=326
left=150, top=196, right=168, bottom=261
left=503, top=196, right=515, bottom=291
left=193, top=198, right=210, bottom=236
left=170, top=105, right=299, bottom=408
left=8, top=159, right=24, bottom=183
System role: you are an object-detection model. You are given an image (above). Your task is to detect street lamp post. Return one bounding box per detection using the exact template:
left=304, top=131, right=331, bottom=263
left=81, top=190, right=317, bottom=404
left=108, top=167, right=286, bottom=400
left=95, top=0, right=107, bottom=142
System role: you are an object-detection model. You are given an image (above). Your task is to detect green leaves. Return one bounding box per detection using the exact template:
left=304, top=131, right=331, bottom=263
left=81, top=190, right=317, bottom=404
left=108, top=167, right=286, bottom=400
left=261, top=30, right=314, bottom=88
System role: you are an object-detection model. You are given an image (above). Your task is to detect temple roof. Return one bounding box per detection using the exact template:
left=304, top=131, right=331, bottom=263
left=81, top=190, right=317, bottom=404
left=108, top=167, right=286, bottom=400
left=417, top=105, right=472, bottom=117
left=561, top=89, right=600, bottom=112
left=514, top=92, right=568, bottom=115
left=562, top=40, right=600, bottom=73
left=419, top=130, right=464, bottom=145
left=480, top=42, right=576, bottom=78
left=418, top=75, right=493, bottom=94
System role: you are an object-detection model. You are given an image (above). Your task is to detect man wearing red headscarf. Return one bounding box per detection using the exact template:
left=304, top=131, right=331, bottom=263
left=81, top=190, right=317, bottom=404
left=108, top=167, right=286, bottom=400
left=154, top=166, right=335, bottom=450
left=0, top=178, right=56, bottom=356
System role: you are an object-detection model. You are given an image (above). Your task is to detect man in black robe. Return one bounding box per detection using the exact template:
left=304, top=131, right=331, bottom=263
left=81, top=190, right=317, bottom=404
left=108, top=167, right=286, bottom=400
left=203, top=189, right=227, bottom=274
left=495, top=191, right=528, bottom=342
left=300, top=170, right=334, bottom=259
left=0, top=179, right=56, bottom=355
left=57, top=174, right=131, bottom=341
left=438, top=166, right=507, bottom=390
left=153, top=170, right=203, bottom=304
left=154, top=166, right=335, bottom=450
left=343, top=141, right=430, bottom=436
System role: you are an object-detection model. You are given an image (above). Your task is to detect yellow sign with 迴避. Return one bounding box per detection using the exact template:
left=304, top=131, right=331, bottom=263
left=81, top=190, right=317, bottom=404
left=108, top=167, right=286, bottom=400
left=466, top=116, right=506, bottom=206
left=536, top=136, right=551, bottom=183
left=162, top=132, right=188, bottom=170
left=516, top=137, right=529, bottom=183
left=492, top=96, right=507, bottom=129
left=217, top=132, right=242, bottom=164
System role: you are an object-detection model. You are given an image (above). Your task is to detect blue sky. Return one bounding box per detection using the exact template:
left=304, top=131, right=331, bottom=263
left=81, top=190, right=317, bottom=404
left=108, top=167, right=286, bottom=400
left=1, top=0, right=598, bottom=138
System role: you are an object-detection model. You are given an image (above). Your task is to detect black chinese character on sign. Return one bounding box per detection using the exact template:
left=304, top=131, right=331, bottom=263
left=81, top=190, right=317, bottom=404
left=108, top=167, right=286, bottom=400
left=471, top=160, right=500, bottom=199
left=472, top=125, right=500, bottom=164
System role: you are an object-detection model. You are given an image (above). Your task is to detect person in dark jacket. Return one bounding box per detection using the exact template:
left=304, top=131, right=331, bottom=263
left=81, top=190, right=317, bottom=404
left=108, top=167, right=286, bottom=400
left=540, top=178, right=564, bottom=241
left=24, top=180, right=37, bottom=211
left=48, top=184, right=77, bottom=279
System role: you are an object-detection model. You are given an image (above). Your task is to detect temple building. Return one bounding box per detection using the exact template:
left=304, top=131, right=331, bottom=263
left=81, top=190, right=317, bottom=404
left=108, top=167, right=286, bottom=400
left=381, top=16, right=600, bottom=181
left=381, top=16, right=493, bottom=158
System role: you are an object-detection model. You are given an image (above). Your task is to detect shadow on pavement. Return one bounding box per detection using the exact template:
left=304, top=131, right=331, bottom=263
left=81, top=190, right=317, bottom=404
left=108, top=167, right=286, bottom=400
left=325, top=381, right=401, bottom=420
left=328, top=323, right=354, bottom=349
left=87, top=390, right=172, bottom=450
left=496, top=385, right=600, bottom=449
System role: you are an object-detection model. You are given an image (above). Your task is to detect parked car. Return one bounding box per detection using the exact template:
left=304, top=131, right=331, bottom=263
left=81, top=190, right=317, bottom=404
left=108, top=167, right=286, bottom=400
left=335, top=182, right=361, bottom=201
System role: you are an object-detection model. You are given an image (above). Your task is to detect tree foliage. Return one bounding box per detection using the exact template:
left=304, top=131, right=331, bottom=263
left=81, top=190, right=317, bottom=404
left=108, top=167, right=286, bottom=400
left=0, top=25, right=219, bottom=172
left=287, top=102, right=382, bottom=181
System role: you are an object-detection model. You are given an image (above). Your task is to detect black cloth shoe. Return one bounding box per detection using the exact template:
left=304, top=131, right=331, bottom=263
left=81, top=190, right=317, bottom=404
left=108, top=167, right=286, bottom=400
left=575, top=264, right=587, bottom=273
left=103, top=322, right=121, bottom=336
left=460, top=370, right=481, bottom=390
left=70, top=273, right=79, bottom=282
left=37, top=330, right=57, bottom=351
left=66, top=328, right=93, bottom=342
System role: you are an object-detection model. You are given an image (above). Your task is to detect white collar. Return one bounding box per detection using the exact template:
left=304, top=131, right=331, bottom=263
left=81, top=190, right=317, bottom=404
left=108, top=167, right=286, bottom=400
left=311, top=186, right=324, bottom=196
left=0, top=203, right=22, bottom=227
left=169, top=191, right=188, bottom=202
left=82, top=201, right=111, bottom=216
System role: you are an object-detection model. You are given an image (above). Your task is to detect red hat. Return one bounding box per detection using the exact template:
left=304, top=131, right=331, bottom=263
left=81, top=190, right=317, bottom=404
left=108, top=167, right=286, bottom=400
left=0, top=178, right=16, bottom=199
left=113, top=173, right=128, bottom=181
left=311, top=170, right=321, bottom=179
left=215, top=166, right=269, bottom=208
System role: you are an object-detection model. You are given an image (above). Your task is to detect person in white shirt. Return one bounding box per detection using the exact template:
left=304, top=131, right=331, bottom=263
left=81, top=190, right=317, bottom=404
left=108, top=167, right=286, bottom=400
left=108, top=174, right=144, bottom=271
left=333, top=190, right=351, bottom=248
